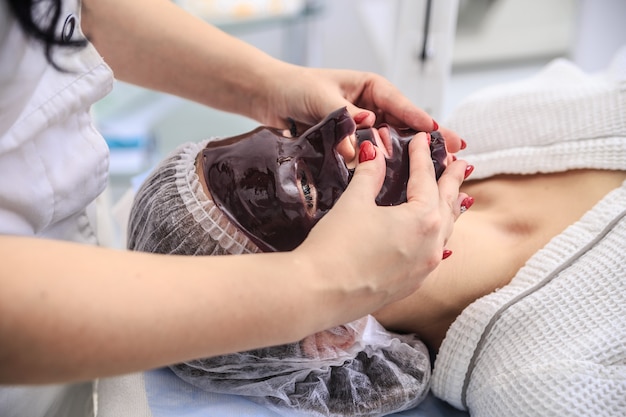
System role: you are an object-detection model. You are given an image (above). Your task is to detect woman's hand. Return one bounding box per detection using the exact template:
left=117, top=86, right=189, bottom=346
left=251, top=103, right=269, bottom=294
left=295, top=133, right=469, bottom=326
left=257, top=66, right=464, bottom=160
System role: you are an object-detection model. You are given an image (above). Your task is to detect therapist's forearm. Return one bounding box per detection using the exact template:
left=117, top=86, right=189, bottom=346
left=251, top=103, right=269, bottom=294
left=81, top=0, right=287, bottom=122
left=0, top=236, right=343, bottom=384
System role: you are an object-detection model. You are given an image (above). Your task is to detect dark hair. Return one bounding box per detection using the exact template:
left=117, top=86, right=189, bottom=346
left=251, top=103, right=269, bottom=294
left=6, top=0, right=87, bottom=70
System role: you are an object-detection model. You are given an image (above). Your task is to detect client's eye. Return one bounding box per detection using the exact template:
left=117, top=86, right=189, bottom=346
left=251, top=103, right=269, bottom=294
left=296, top=164, right=317, bottom=216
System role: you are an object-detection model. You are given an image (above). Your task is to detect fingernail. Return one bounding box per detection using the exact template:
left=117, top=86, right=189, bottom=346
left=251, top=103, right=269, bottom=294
left=354, top=111, right=370, bottom=124
left=442, top=249, right=453, bottom=260
left=432, top=119, right=439, bottom=131
left=358, top=140, right=376, bottom=163
left=460, top=196, right=474, bottom=213
left=452, top=155, right=457, bottom=161
left=464, top=165, right=474, bottom=179
left=460, top=139, right=467, bottom=150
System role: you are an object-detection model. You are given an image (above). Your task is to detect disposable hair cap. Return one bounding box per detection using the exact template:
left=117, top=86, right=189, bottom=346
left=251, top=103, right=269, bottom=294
left=127, top=139, right=260, bottom=256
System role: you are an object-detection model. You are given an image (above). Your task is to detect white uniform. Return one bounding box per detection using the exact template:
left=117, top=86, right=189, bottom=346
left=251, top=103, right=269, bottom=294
left=0, top=0, right=113, bottom=415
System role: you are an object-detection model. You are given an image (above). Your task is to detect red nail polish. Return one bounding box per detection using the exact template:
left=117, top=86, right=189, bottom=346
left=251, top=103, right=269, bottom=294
left=460, top=139, right=467, bottom=150
left=460, top=196, right=474, bottom=213
left=432, top=119, right=439, bottom=131
left=358, top=140, right=376, bottom=163
left=452, top=155, right=457, bottom=161
left=464, top=165, right=474, bottom=179
left=354, top=111, right=370, bottom=124
left=442, top=249, right=453, bottom=260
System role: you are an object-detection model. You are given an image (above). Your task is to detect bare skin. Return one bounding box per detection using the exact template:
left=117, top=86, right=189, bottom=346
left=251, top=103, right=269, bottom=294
left=374, top=169, right=626, bottom=353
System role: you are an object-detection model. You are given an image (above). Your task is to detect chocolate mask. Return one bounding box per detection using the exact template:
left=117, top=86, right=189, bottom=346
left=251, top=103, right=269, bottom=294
left=202, top=107, right=447, bottom=252
left=202, top=108, right=355, bottom=252
left=355, top=127, right=447, bottom=206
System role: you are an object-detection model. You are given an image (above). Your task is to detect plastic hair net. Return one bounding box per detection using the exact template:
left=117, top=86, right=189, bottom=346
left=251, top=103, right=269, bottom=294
left=127, top=140, right=432, bottom=417
left=171, top=315, right=431, bottom=417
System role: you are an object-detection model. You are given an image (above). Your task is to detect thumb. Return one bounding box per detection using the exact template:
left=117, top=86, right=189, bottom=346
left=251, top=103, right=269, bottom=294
left=335, top=105, right=376, bottom=163
left=344, top=141, right=385, bottom=202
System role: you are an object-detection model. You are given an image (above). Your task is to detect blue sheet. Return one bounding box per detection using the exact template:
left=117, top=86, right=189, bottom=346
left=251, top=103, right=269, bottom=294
left=144, top=368, right=469, bottom=417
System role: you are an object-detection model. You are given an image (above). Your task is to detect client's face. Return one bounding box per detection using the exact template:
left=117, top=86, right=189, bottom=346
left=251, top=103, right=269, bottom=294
left=201, top=107, right=447, bottom=252
left=201, top=108, right=354, bottom=252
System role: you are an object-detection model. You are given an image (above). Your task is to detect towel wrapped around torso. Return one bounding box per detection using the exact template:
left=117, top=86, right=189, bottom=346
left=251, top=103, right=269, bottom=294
left=432, top=47, right=626, bottom=417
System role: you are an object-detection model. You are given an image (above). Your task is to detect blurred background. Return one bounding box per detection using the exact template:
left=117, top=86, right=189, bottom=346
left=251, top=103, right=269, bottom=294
left=95, top=0, right=626, bottom=246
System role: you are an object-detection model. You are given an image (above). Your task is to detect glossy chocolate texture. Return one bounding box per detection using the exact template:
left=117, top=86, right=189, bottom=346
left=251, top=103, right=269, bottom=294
left=354, top=128, right=447, bottom=206
left=202, top=108, right=356, bottom=252
left=202, top=107, right=447, bottom=252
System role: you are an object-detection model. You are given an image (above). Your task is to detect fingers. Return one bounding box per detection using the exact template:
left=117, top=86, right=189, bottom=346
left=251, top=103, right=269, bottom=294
left=405, top=131, right=459, bottom=240
left=437, top=126, right=465, bottom=154
left=329, top=70, right=434, bottom=132
left=458, top=194, right=474, bottom=215
left=404, top=132, right=472, bottom=261
left=343, top=141, right=386, bottom=202
left=347, top=107, right=376, bottom=128
left=364, top=76, right=437, bottom=132
left=405, top=132, right=440, bottom=205
left=381, top=100, right=436, bottom=133
left=437, top=158, right=470, bottom=224
left=336, top=135, right=358, bottom=163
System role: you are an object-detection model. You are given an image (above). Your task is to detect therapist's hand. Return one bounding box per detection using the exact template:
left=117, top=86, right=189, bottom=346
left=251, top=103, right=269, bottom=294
left=295, top=132, right=469, bottom=324
left=257, top=66, right=464, bottom=160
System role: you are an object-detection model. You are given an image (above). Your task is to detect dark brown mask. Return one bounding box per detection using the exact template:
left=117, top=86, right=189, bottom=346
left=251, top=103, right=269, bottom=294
left=202, top=107, right=446, bottom=252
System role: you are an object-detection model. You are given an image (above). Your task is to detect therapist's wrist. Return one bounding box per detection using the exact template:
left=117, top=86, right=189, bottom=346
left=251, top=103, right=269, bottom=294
left=291, top=243, right=380, bottom=335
